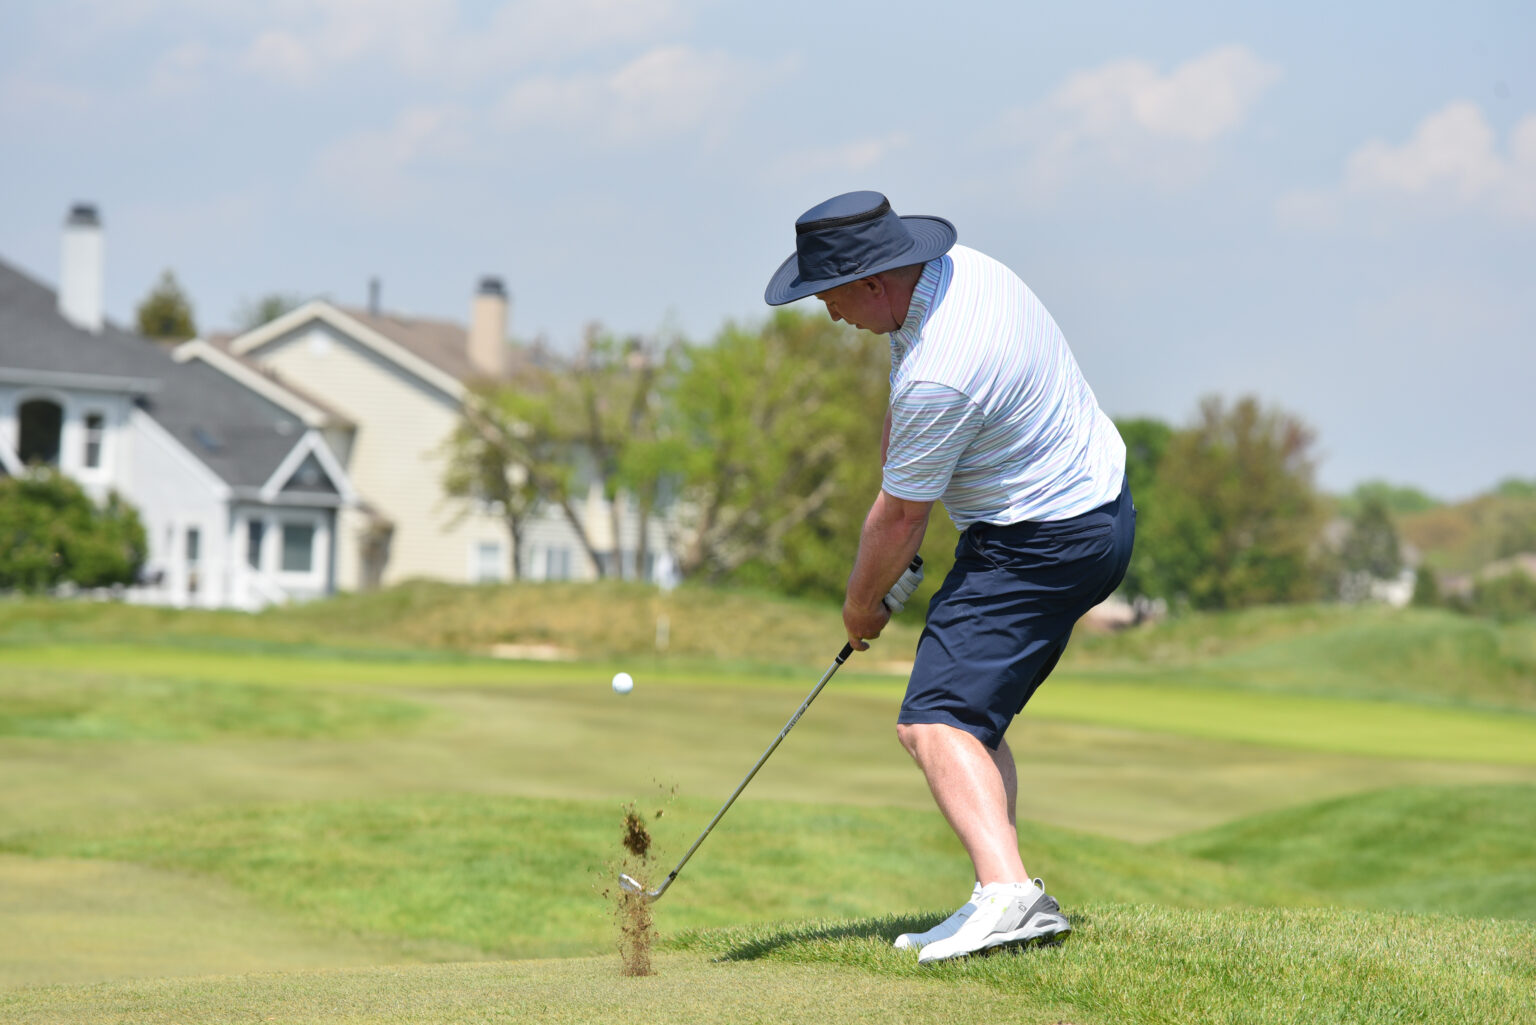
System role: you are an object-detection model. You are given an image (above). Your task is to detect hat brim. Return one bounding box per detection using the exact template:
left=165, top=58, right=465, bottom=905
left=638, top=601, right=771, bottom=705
left=762, top=214, right=957, bottom=307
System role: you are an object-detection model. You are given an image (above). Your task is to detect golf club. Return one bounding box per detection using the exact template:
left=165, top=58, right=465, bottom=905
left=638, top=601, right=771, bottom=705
left=619, top=640, right=853, bottom=902
left=620, top=556, right=921, bottom=902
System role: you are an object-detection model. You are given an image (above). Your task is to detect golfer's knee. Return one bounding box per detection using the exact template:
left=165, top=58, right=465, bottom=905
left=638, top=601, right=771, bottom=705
left=896, top=721, right=942, bottom=760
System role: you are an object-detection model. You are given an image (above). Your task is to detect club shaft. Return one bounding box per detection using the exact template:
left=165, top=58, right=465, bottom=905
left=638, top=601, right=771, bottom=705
left=650, top=642, right=855, bottom=898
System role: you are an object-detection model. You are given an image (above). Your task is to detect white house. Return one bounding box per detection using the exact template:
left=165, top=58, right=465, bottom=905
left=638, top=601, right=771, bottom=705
left=209, top=277, right=673, bottom=589
left=0, top=205, right=357, bottom=609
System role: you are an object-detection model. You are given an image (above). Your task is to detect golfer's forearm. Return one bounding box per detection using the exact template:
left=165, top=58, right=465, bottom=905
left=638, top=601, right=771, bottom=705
left=847, top=491, right=931, bottom=611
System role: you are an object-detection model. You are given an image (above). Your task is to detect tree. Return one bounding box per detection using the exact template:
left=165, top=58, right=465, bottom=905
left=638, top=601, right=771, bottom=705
left=1336, top=494, right=1403, bottom=601
left=1134, top=395, right=1325, bottom=609
left=0, top=470, right=147, bottom=591
left=1115, top=417, right=1173, bottom=600
left=135, top=269, right=197, bottom=342
left=234, top=293, right=305, bottom=331
left=443, top=387, right=545, bottom=581
left=444, top=334, right=675, bottom=582
left=663, top=309, right=890, bottom=595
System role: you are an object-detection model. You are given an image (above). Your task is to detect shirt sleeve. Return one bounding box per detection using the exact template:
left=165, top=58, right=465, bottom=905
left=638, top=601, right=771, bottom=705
left=882, top=380, right=984, bottom=501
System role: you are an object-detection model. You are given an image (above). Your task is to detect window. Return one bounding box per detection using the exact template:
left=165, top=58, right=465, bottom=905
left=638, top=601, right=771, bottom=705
left=246, top=520, right=265, bottom=570
left=18, top=399, right=62, bottom=465
left=474, top=541, right=503, bottom=582
left=186, top=527, right=201, bottom=596
left=545, top=547, right=571, bottom=581
left=281, top=523, right=315, bottom=573
left=83, top=412, right=105, bottom=469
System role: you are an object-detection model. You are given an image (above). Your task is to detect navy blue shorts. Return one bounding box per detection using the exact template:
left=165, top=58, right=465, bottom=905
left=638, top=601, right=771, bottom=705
left=898, top=480, right=1135, bottom=748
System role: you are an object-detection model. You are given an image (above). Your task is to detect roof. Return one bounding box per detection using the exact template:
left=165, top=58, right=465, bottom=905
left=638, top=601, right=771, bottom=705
left=0, top=257, right=163, bottom=392
left=338, top=307, right=489, bottom=383
left=0, top=258, right=336, bottom=494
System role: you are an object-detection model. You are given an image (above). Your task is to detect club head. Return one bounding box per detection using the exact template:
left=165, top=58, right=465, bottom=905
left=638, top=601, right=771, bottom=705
left=618, top=873, right=660, bottom=901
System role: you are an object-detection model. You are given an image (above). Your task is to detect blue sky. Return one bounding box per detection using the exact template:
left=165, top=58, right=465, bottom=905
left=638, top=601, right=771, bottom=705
left=2, top=0, right=1531, bottom=499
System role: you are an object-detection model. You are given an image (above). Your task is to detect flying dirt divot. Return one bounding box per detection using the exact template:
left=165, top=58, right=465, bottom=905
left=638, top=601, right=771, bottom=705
left=614, top=804, right=657, bottom=976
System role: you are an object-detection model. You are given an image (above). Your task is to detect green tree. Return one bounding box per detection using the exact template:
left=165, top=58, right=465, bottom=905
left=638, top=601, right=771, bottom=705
left=445, top=333, right=675, bottom=581
left=0, top=471, right=147, bottom=591
left=665, top=309, right=890, bottom=595
left=1135, top=395, right=1325, bottom=609
left=1115, top=417, right=1173, bottom=599
left=1337, top=494, right=1404, bottom=600
left=1340, top=480, right=1442, bottom=517
left=234, top=292, right=305, bottom=331
left=135, top=269, right=197, bottom=342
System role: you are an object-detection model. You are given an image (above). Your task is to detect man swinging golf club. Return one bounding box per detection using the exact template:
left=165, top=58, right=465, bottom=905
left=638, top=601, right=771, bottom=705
left=765, top=192, right=1135, bottom=964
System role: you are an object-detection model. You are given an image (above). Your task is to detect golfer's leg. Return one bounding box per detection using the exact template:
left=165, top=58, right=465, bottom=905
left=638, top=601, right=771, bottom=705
left=897, top=722, right=1028, bottom=885
left=991, top=736, right=1019, bottom=831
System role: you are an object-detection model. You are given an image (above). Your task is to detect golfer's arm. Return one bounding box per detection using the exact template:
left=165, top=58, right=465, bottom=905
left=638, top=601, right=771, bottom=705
left=847, top=489, right=932, bottom=614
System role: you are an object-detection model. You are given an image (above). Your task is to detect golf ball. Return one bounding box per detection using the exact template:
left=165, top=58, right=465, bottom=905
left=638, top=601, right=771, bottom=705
left=612, top=672, right=634, bottom=695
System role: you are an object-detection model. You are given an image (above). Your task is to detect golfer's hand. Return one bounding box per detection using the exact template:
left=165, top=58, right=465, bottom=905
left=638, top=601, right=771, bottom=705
left=843, top=598, right=890, bottom=652
left=882, top=557, right=924, bottom=614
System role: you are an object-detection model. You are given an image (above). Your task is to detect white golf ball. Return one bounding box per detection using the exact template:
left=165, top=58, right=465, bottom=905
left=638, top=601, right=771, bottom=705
left=611, top=672, right=634, bottom=695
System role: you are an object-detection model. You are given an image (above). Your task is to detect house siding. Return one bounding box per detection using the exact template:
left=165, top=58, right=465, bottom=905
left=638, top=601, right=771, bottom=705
left=247, top=321, right=512, bottom=588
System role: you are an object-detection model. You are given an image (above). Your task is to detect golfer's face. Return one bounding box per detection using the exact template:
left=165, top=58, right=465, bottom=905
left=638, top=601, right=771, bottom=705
left=815, top=278, right=893, bottom=334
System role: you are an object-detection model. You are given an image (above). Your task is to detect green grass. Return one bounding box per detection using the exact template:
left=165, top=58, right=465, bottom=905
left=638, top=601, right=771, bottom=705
left=4, top=592, right=1536, bottom=1022
left=5, top=908, right=1532, bottom=1024
left=1170, top=783, right=1536, bottom=921
left=0, top=667, right=431, bottom=740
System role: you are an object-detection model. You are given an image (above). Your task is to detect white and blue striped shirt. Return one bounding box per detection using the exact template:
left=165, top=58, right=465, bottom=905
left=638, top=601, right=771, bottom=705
left=883, top=245, right=1126, bottom=528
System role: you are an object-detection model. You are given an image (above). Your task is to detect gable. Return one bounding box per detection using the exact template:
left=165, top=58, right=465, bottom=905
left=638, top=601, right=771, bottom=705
left=275, top=451, right=340, bottom=496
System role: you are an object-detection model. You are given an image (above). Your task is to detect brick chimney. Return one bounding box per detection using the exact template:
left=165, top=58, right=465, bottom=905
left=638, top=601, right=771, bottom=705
left=468, top=276, right=509, bottom=378
left=59, top=203, right=104, bottom=334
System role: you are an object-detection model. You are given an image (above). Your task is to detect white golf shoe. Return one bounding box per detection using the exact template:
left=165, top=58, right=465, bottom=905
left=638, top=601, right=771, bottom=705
left=893, top=883, right=983, bottom=951
left=917, top=879, right=1070, bottom=965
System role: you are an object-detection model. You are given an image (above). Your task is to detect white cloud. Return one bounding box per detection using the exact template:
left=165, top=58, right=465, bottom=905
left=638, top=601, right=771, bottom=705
left=236, top=0, right=686, bottom=86
left=769, top=133, right=912, bottom=182
left=315, top=103, right=473, bottom=209
left=1003, top=45, right=1281, bottom=192
left=1281, top=102, right=1536, bottom=227
left=496, top=45, right=769, bottom=146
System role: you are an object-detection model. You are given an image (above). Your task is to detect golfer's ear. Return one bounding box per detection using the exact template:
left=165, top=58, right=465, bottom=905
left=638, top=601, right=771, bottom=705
left=861, top=275, right=886, bottom=296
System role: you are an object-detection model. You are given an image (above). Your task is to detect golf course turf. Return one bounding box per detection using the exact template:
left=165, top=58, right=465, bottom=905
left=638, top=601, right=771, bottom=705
left=2, top=594, right=1534, bottom=1023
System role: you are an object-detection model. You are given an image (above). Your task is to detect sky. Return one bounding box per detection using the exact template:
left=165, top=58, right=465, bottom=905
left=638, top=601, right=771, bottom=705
left=1, top=0, right=1532, bottom=500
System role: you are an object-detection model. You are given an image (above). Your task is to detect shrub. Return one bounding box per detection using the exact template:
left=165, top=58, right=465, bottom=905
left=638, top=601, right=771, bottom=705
left=0, top=470, right=147, bottom=591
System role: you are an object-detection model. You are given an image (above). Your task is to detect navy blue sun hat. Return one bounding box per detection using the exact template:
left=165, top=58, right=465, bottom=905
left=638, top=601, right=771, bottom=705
left=764, top=191, right=956, bottom=306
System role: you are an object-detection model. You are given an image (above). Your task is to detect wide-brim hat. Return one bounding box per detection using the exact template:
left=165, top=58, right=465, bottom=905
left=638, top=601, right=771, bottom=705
left=764, top=191, right=956, bottom=306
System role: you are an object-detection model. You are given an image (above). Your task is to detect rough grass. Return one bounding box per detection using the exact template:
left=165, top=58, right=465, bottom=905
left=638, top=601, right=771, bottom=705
left=1169, top=783, right=1536, bottom=921
left=675, top=904, right=1536, bottom=1025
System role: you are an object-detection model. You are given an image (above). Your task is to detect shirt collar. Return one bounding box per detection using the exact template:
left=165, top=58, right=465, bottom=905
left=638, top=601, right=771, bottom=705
left=889, top=256, right=944, bottom=354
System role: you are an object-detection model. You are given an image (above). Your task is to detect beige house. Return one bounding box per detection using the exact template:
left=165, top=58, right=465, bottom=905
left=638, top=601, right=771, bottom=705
left=195, top=279, right=672, bottom=591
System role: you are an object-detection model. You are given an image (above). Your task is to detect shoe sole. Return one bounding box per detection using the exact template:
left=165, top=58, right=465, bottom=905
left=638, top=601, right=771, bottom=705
left=917, top=917, right=1071, bottom=965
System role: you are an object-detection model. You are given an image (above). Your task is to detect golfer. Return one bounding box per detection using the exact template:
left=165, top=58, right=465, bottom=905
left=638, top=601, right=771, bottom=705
left=765, top=191, right=1134, bottom=964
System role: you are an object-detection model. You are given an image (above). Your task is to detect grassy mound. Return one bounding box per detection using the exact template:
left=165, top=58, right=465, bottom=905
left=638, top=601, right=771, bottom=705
left=1169, top=783, right=1536, bottom=921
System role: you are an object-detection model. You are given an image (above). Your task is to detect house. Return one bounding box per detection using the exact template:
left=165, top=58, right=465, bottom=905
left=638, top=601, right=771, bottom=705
left=207, top=275, right=674, bottom=589
left=0, top=205, right=357, bottom=608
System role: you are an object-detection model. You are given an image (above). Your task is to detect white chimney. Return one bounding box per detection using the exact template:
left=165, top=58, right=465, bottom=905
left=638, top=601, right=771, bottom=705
left=468, top=275, right=509, bottom=378
left=59, top=203, right=104, bottom=334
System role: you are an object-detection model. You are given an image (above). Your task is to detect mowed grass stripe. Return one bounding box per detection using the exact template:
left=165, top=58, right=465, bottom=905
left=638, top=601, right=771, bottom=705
left=8, top=642, right=1536, bottom=765
left=1032, top=675, right=1536, bottom=765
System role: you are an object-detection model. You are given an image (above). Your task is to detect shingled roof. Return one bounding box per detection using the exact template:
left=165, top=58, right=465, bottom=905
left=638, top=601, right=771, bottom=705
left=0, top=258, right=332, bottom=494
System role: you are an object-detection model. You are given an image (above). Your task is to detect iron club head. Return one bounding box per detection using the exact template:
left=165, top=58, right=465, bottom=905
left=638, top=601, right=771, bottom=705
left=618, top=873, right=661, bottom=900
left=619, top=872, right=673, bottom=901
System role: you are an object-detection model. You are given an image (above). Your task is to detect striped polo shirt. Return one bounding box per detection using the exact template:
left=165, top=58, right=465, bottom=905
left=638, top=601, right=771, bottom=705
left=883, top=245, right=1126, bottom=528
